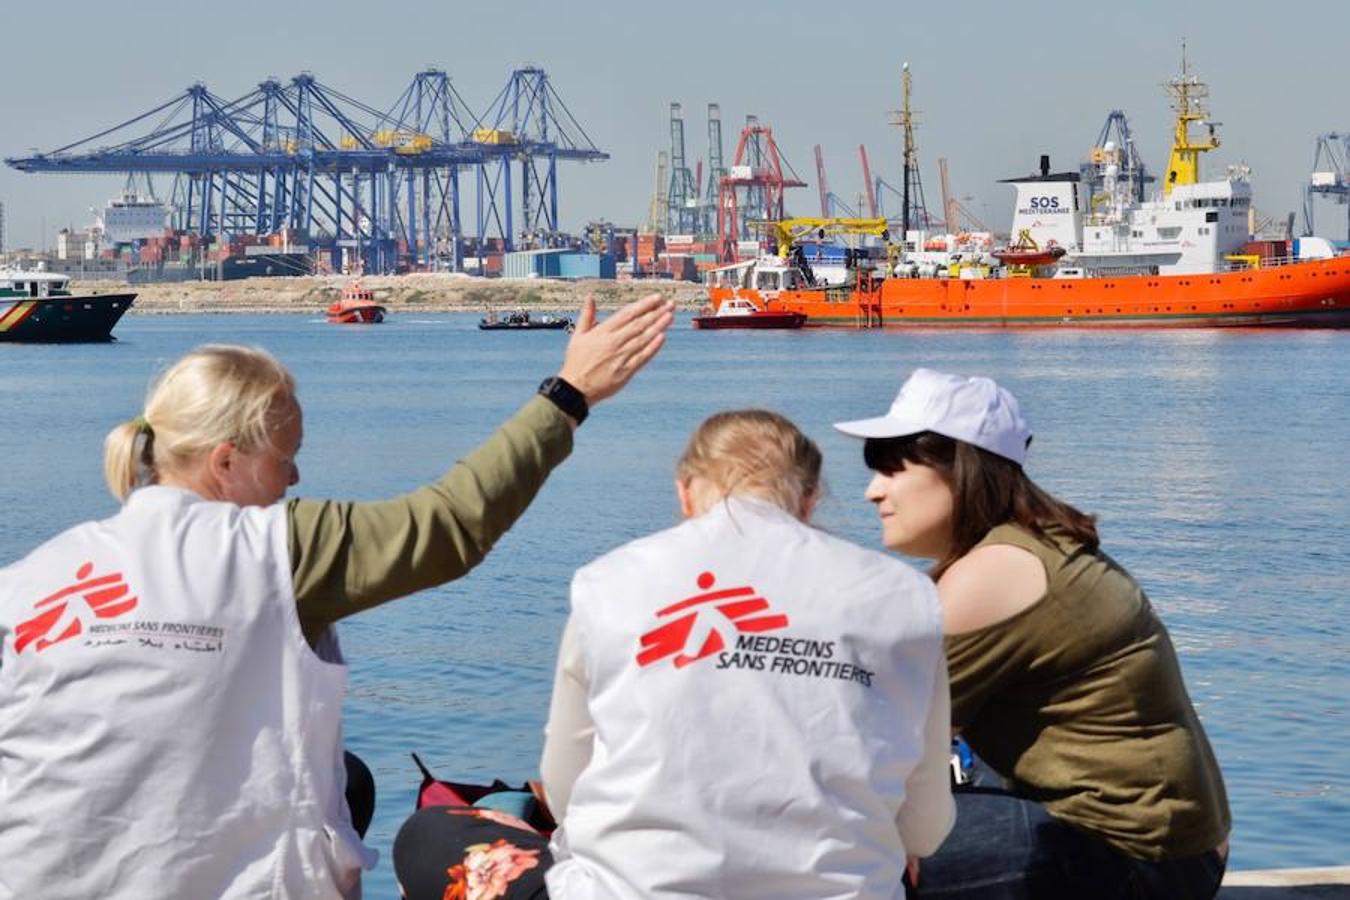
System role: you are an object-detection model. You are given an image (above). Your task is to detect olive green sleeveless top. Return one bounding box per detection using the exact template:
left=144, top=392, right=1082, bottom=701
left=945, top=522, right=1230, bottom=860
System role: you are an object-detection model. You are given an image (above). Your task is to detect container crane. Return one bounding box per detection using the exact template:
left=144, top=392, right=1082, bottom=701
left=938, top=158, right=957, bottom=233
left=666, top=103, right=700, bottom=235
left=859, top=145, right=878, bottom=218
left=5, top=66, right=608, bottom=273
left=716, top=121, right=807, bottom=261
left=472, top=67, right=609, bottom=251
left=815, top=145, right=830, bottom=218
left=935, top=158, right=988, bottom=232
left=814, top=145, right=859, bottom=217
left=1302, top=132, right=1350, bottom=239
left=703, top=104, right=726, bottom=236
left=1080, top=110, right=1152, bottom=206
left=644, top=150, right=669, bottom=234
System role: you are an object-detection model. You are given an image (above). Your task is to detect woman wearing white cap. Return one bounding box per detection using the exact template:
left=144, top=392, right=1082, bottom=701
left=836, top=369, right=1230, bottom=900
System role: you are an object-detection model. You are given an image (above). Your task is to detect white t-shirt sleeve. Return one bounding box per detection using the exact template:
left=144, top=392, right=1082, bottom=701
left=895, top=656, right=956, bottom=857
left=540, top=615, right=594, bottom=821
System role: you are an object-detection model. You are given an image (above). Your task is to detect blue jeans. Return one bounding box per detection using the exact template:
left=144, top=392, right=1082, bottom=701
left=917, top=784, right=1225, bottom=899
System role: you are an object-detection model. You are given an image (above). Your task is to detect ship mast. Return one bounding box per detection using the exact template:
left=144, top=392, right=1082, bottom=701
left=893, top=62, right=927, bottom=238
left=1162, top=41, right=1220, bottom=197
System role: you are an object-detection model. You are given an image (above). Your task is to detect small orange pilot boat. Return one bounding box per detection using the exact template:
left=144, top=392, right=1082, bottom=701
left=327, top=278, right=386, bottom=324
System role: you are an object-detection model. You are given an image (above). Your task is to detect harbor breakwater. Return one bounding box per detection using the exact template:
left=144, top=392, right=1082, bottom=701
left=71, top=274, right=708, bottom=315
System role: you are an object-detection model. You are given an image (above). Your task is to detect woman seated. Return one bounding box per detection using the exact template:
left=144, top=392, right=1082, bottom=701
left=395, top=409, right=954, bottom=899
left=835, top=368, right=1230, bottom=900
left=0, top=295, right=672, bottom=898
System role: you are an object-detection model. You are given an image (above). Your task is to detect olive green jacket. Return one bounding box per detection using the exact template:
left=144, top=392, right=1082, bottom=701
left=285, top=396, right=573, bottom=643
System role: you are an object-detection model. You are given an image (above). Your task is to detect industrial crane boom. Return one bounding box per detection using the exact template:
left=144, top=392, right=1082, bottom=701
left=751, top=216, right=891, bottom=257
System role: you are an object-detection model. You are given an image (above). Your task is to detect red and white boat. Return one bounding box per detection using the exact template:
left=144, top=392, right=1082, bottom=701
left=326, top=278, right=386, bottom=324
left=692, top=297, right=806, bottom=330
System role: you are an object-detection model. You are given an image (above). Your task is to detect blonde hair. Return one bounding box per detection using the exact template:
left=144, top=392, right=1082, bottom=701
left=676, top=410, right=822, bottom=518
left=104, top=345, right=297, bottom=502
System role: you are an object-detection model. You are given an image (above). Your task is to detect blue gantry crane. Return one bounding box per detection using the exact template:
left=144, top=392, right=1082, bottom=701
left=1080, top=110, right=1152, bottom=206
left=470, top=67, right=608, bottom=252
left=4, top=67, right=607, bottom=274
left=1302, top=132, right=1350, bottom=239
left=374, top=68, right=480, bottom=271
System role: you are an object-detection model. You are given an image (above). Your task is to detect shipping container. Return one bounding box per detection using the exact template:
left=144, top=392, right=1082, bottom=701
left=1241, top=239, right=1290, bottom=262
left=502, top=248, right=569, bottom=279
left=656, top=254, right=698, bottom=282
left=558, top=253, right=616, bottom=280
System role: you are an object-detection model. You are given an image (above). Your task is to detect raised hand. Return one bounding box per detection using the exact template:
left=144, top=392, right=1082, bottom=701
left=558, top=294, right=675, bottom=406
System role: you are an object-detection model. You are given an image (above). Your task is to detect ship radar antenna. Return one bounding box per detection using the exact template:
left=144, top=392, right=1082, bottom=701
left=1162, top=41, right=1218, bottom=197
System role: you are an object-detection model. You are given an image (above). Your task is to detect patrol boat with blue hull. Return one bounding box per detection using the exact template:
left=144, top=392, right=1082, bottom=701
left=0, top=269, right=136, bottom=343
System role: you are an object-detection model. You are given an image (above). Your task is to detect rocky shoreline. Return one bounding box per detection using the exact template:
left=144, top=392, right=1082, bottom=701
left=72, top=274, right=708, bottom=315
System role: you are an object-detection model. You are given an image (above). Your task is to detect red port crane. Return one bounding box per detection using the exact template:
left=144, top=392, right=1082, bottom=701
left=717, top=122, right=807, bottom=261
left=815, top=144, right=830, bottom=217
left=859, top=145, right=878, bottom=218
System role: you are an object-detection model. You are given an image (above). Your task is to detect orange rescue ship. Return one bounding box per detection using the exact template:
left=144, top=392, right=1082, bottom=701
left=707, top=59, right=1350, bottom=329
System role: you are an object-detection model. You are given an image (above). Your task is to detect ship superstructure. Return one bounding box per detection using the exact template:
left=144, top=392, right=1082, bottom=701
left=97, top=192, right=171, bottom=244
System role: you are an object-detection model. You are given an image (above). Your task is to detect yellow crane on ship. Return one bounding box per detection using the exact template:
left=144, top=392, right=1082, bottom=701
left=753, top=217, right=892, bottom=258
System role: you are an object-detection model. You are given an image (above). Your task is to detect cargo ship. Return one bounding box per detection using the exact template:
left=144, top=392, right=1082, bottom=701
left=707, top=59, right=1350, bottom=328
left=0, top=268, right=136, bottom=342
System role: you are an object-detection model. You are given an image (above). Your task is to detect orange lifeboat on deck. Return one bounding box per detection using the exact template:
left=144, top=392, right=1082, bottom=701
left=992, top=230, right=1066, bottom=267
left=991, top=245, right=1067, bottom=266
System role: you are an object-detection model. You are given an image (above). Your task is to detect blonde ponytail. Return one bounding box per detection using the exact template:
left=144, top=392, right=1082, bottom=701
left=102, top=345, right=296, bottom=503
left=103, top=420, right=155, bottom=502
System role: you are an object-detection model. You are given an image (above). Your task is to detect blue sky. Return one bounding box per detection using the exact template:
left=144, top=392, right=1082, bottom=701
left=3, top=0, right=1347, bottom=249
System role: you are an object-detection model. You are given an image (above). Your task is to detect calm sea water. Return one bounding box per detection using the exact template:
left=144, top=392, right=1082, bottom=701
left=2, top=312, right=1347, bottom=892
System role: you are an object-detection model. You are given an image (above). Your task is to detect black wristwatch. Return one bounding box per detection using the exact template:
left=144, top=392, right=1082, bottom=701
left=538, top=376, right=589, bottom=425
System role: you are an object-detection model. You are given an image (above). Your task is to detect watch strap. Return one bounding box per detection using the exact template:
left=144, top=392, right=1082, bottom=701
left=538, top=376, right=589, bottom=425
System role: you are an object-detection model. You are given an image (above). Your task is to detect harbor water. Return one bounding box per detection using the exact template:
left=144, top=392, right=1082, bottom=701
left=2, top=312, right=1346, bottom=896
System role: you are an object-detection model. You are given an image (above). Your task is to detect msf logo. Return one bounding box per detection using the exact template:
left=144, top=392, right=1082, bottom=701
left=636, top=571, right=789, bottom=670
left=14, top=562, right=139, bottom=654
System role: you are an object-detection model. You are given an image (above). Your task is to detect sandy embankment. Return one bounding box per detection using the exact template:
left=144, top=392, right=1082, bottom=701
left=71, top=274, right=709, bottom=315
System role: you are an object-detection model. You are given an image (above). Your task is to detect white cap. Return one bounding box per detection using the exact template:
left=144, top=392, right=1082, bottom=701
left=833, top=368, right=1033, bottom=465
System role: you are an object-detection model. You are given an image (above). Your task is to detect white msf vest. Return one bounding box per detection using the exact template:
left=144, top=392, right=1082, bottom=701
left=547, top=498, right=945, bottom=900
left=0, top=486, right=375, bottom=899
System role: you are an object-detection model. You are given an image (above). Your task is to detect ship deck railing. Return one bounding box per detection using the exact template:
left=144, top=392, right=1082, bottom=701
left=1218, top=254, right=1333, bottom=272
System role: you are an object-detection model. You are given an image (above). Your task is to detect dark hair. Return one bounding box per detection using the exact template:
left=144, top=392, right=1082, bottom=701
left=864, top=431, right=1098, bottom=579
